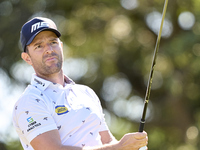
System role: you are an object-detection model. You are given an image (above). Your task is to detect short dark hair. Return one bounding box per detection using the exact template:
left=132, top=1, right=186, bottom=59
left=25, top=46, right=29, bottom=54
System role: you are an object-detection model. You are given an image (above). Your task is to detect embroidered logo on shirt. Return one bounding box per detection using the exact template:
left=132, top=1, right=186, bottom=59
left=34, top=78, right=45, bottom=87
left=27, top=117, right=34, bottom=123
left=55, top=105, right=69, bottom=115
left=26, top=117, right=41, bottom=132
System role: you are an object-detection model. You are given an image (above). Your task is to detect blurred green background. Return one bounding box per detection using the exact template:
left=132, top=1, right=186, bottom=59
left=0, top=0, right=200, bottom=149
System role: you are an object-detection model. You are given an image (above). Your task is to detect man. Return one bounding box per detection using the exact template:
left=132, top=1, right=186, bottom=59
left=12, top=17, right=148, bottom=150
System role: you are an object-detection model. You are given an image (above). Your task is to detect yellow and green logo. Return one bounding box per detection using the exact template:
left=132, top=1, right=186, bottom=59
left=55, top=105, right=69, bottom=115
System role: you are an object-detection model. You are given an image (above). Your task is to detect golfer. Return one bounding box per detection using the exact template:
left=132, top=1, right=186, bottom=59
left=12, top=17, right=148, bottom=150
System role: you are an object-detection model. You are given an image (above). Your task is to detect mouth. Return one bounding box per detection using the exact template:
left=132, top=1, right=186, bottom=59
left=44, top=53, right=58, bottom=62
left=46, top=57, right=57, bottom=61
left=43, top=52, right=60, bottom=65
left=43, top=56, right=59, bottom=65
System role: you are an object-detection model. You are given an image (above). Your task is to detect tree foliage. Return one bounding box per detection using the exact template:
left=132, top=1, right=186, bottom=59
left=1, top=0, right=200, bottom=149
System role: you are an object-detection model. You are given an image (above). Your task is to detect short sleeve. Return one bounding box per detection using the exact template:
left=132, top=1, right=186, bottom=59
left=12, top=94, right=57, bottom=143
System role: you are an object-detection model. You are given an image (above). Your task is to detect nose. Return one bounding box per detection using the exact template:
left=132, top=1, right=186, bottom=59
left=45, top=43, right=53, bottom=53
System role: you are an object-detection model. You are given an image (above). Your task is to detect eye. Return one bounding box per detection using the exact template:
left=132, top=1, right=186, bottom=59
left=35, top=45, right=41, bottom=49
left=51, top=41, right=58, bottom=45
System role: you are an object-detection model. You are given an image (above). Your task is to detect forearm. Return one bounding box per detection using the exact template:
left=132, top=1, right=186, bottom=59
left=83, top=142, right=119, bottom=150
left=30, top=130, right=147, bottom=150
left=59, top=139, right=119, bottom=150
left=55, top=142, right=118, bottom=150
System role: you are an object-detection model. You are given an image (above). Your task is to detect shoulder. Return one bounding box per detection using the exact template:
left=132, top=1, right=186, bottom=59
left=72, top=84, right=101, bottom=103
left=73, top=84, right=91, bottom=90
left=12, top=85, right=52, bottom=124
left=22, top=84, right=43, bottom=96
left=73, top=84, right=95, bottom=94
left=13, top=85, right=48, bottom=112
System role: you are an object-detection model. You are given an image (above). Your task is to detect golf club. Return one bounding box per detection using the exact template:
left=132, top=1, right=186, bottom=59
left=139, top=0, right=168, bottom=133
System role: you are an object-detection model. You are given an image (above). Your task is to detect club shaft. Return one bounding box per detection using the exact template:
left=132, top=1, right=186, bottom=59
left=139, top=0, right=168, bottom=132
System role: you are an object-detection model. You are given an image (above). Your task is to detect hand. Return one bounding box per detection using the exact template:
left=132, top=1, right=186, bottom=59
left=117, top=131, right=148, bottom=150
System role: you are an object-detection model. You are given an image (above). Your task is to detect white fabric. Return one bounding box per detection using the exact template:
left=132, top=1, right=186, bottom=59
left=12, top=74, right=109, bottom=150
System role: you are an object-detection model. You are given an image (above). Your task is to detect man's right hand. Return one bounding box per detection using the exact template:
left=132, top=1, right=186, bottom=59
left=117, top=131, right=148, bottom=150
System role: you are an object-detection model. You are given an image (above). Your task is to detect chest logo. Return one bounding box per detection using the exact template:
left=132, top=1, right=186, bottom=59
left=55, top=105, right=69, bottom=115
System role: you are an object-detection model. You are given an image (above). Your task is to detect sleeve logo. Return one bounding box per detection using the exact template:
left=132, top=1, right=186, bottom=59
left=27, top=117, right=34, bottom=123
left=26, top=117, right=41, bottom=132
left=55, top=105, right=69, bottom=115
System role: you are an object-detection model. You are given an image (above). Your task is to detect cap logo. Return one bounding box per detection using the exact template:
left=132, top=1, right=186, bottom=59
left=31, top=22, right=49, bottom=33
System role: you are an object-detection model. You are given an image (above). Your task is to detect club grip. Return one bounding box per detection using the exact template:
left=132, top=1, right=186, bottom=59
left=139, top=120, right=145, bottom=132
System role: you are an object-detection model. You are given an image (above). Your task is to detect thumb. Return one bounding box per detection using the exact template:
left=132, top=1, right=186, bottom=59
left=134, top=131, right=147, bottom=140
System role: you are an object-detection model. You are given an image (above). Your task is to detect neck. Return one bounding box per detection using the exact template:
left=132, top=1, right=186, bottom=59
left=36, top=70, right=65, bottom=86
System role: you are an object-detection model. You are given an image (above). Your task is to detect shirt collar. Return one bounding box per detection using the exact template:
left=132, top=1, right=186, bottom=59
left=31, top=74, right=75, bottom=91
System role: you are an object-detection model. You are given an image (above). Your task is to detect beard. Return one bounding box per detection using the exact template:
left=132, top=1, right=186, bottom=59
left=33, top=52, right=63, bottom=76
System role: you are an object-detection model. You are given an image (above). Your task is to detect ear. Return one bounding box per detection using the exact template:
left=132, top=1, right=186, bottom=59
left=60, top=41, right=63, bottom=51
left=21, top=52, right=33, bottom=65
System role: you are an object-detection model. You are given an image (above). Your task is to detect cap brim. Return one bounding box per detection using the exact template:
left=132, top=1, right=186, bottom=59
left=26, top=28, right=61, bottom=46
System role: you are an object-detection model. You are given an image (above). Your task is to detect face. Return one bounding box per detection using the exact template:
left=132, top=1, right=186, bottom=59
left=22, top=31, right=63, bottom=77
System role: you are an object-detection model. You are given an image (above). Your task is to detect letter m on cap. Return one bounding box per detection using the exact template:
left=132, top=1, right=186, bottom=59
left=31, top=22, right=49, bottom=33
left=31, top=22, right=41, bottom=33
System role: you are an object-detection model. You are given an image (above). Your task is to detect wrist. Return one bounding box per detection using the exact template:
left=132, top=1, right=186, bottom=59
left=110, top=142, right=119, bottom=150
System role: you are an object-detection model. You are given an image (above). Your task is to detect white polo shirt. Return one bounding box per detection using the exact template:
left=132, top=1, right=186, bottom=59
left=12, top=74, right=109, bottom=150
